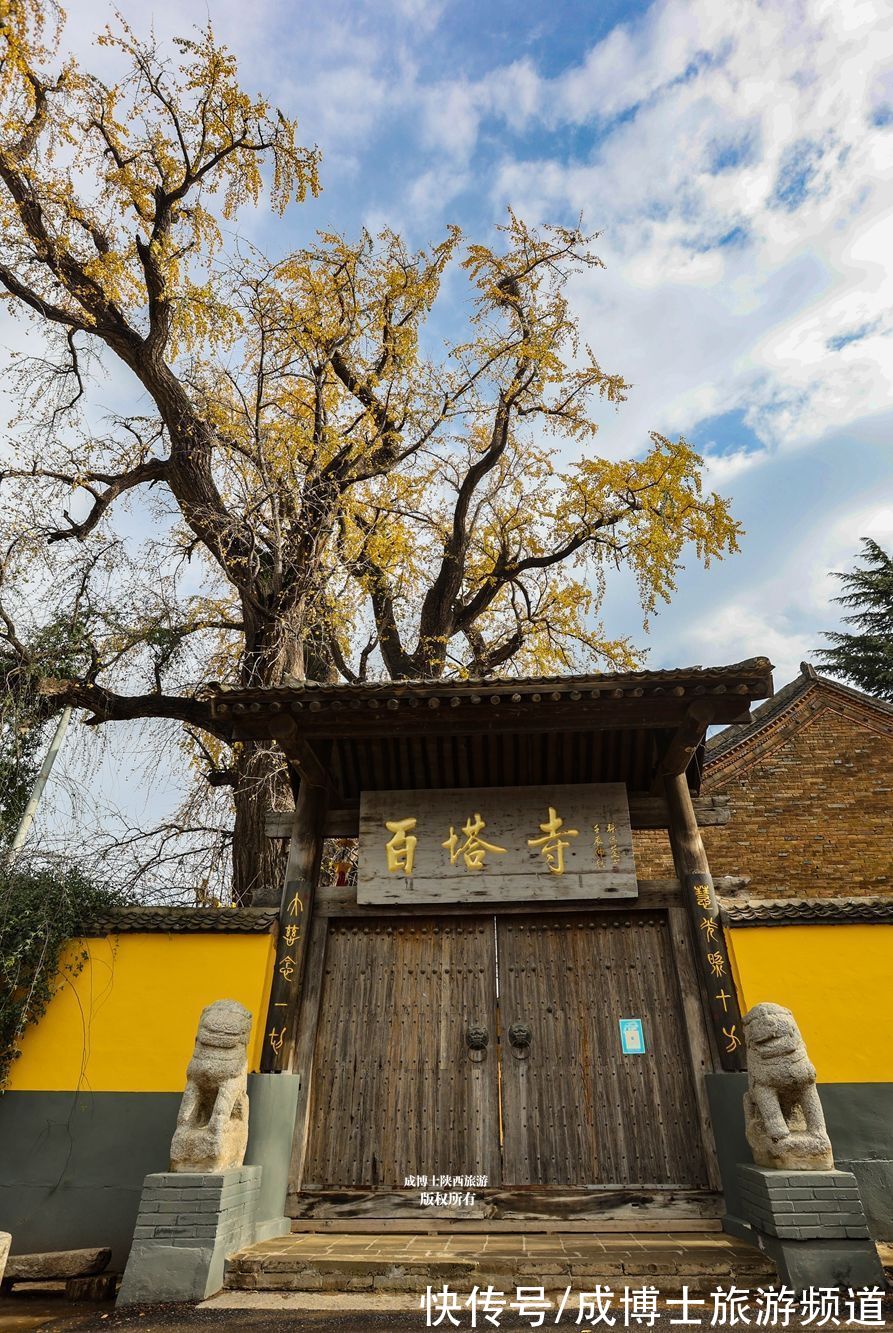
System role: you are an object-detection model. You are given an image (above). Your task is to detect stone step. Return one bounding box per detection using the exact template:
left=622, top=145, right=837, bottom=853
left=226, top=1252, right=777, bottom=1295
left=225, top=1231, right=777, bottom=1298
left=227, top=1272, right=777, bottom=1296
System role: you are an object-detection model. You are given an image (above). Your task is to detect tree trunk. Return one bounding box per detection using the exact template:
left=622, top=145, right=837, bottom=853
left=229, top=597, right=336, bottom=905
left=231, top=741, right=292, bottom=905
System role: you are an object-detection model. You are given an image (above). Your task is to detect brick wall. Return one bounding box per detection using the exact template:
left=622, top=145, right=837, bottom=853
left=131, top=1167, right=260, bottom=1250
left=634, top=679, right=893, bottom=898
left=738, top=1166, right=870, bottom=1241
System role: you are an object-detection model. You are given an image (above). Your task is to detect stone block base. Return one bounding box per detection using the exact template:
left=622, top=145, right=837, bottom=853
left=739, top=1166, right=870, bottom=1240
left=117, top=1167, right=261, bottom=1305
left=755, top=1234, right=885, bottom=1294
left=738, top=1165, right=884, bottom=1294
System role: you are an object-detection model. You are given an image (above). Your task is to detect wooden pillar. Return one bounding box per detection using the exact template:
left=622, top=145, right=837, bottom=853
left=663, top=770, right=745, bottom=1072
left=260, top=779, right=328, bottom=1073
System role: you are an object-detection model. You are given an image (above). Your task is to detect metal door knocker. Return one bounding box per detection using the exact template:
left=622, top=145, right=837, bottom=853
left=509, top=1022, right=532, bottom=1059
left=466, top=1025, right=489, bottom=1062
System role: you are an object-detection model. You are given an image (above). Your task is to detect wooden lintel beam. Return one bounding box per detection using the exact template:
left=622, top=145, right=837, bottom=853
left=224, top=700, right=756, bottom=744
left=264, top=792, right=732, bottom=841
left=266, top=806, right=358, bottom=839
left=630, top=793, right=731, bottom=828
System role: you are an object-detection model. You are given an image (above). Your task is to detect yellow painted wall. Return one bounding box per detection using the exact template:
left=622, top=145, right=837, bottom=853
left=728, top=924, right=893, bottom=1083
left=8, top=932, right=276, bottom=1092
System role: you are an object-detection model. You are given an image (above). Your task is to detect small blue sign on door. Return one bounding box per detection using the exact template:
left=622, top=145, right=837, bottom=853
left=619, top=1018, right=646, bottom=1055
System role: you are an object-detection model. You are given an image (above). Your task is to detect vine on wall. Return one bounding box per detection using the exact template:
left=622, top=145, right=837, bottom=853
left=0, top=862, right=127, bottom=1088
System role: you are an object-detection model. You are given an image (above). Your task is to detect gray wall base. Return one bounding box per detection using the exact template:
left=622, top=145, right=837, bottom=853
left=0, top=1091, right=180, bottom=1270
left=721, top=1214, right=760, bottom=1245
left=835, top=1159, right=893, bottom=1240
left=706, top=1074, right=893, bottom=1241
left=117, top=1168, right=261, bottom=1305
left=753, top=1234, right=885, bottom=1294
left=245, top=1072, right=300, bottom=1231
left=254, top=1216, right=291, bottom=1242
left=0, top=1075, right=300, bottom=1272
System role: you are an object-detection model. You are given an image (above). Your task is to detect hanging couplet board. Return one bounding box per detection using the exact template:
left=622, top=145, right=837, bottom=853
left=358, top=783, right=638, bottom=905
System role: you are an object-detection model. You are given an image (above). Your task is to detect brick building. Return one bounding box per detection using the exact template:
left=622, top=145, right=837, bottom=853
left=636, top=664, right=893, bottom=897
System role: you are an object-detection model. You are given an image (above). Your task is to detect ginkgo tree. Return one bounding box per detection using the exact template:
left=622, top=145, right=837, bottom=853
left=0, top=3, right=742, bottom=902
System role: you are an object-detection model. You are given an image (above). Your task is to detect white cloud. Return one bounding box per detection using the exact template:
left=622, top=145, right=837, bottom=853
left=700, top=447, right=770, bottom=488
left=679, top=600, right=817, bottom=693
left=438, top=0, right=893, bottom=452
left=421, top=80, right=483, bottom=160
left=386, top=0, right=450, bottom=31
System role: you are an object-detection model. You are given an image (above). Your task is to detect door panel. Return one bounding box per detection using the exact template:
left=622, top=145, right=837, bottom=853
left=497, top=912, right=709, bottom=1187
left=301, top=918, right=500, bottom=1189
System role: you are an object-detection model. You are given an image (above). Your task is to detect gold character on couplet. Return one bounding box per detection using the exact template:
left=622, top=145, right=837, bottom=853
left=268, top=1026, right=286, bottom=1055
left=529, top=807, right=579, bottom=875
left=699, top=915, right=719, bottom=943
left=278, top=955, right=296, bottom=981
left=694, top=884, right=712, bottom=910
left=384, top=817, right=418, bottom=874
left=723, top=1025, right=742, bottom=1054
left=707, top=951, right=726, bottom=978
left=715, top=988, right=733, bottom=1013
left=286, top=891, right=304, bottom=918
left=443, top=814, right=506, bottom=872
left=283, top=923, right=300, bottom=948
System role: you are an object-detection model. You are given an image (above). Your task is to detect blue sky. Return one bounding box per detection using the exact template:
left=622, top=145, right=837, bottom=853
left=11, top=0, right=893, bottom=857
left=66, top=0, right=893, bottom=687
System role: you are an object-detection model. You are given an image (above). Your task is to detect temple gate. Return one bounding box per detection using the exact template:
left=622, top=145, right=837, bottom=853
left=206, top=657, right=773, bottom=1226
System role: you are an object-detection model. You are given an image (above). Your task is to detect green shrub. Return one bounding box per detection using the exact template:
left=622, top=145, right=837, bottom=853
left=0, top=861, right=128, bottom=1088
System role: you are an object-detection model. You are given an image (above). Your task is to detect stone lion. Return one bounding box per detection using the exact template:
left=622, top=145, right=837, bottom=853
left=170, top=999, right=252, bottom=1173
left=742, top=1002, right=833, bottom=1171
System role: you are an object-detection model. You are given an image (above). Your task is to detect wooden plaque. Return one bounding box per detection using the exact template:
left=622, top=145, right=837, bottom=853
left=358, top=783, right=637, bottom=905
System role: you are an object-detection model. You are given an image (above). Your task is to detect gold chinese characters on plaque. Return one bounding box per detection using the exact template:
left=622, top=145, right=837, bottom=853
left=358, top=784, right=637, bottom=905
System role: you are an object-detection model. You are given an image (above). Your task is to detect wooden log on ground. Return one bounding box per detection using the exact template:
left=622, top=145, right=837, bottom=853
left=287, top=1218, right=724, bottom=1233
left=65, top=1273, right=117, bottom=1301
left=288, top=1187, right=723, bottom=1223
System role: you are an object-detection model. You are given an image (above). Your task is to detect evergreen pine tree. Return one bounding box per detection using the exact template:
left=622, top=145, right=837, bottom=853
left=815, top=538, right=893, bottom=700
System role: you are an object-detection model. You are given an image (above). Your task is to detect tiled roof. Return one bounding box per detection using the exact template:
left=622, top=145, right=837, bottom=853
left=202, top=657, right=774, bottom=708
left=83, top=906, right=278, bottom=934
left=720, top=896, right=893, bottom=927
left=707, top=664, right=893, bottom=762
left=205, top=658, right=774, bottom=799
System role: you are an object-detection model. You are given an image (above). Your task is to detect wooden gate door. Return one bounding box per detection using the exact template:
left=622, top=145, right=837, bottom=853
left=301, top=917, right=500, bottom=1190
left=497, top=911, right=710, bottom=1188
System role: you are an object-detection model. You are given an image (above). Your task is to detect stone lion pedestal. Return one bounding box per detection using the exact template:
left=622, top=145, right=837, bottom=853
left=117, top=1000, right=289, bottom=1306
left=737, top=1003, right=884, bottom=1293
